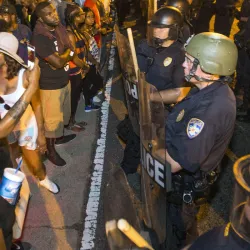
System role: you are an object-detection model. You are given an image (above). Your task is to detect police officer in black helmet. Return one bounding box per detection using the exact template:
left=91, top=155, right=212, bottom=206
left=137, top=7, right=189, bottom=104
left=164, top=0, right=194, bottom=43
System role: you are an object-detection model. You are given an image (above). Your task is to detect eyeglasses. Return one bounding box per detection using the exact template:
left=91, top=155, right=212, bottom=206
left=185, top=55, right=194, bottom=64
left=0, top=96, right=10, bottom=110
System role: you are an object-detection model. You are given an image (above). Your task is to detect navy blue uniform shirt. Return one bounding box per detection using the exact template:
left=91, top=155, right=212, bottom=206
left=136, top=39, right=185, bottom=91
left=189, top=224, right=250, bottom=250
left=166, top=80, right=236, bottom=173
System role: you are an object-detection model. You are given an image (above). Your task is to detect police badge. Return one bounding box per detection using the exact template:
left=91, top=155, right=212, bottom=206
left=163, top=57, right=172, bottom=67
left=176, top=109, right=185, bottom=122
left=187, top=118, right=204, bottom=139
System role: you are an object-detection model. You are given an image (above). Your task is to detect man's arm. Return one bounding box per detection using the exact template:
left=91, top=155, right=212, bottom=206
left=32, top=34, right=73, bottom=69
left=46, top=49, right=72, bottom=69
left=151, top=87, right=191, bottom=104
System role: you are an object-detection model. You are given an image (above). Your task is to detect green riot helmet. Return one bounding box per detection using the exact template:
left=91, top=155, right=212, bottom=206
left=230, top=155, right=250, bottom=243
left=148, top=6, right=184, bottom=48
left=164, top=0, right=190, bottom=19
left=185, top=32, right=238, bottom=82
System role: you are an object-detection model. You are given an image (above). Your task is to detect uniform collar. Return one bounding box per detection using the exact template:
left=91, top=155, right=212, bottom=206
left=186, top=80, right=225, bottom=100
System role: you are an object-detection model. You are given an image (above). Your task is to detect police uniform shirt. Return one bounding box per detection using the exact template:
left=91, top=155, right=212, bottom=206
left=136, top=39, right=185, bottom=91
left=189, top=224, right=250, bottom=250
left=166, top=81, right=236, bottom=173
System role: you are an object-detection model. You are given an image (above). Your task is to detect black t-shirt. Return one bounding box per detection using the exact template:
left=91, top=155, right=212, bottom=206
left=189, top=225, right=250, bottom=250
left=166, top=81, right=236, bottom=173
left=32, top=32, right=69, bottom=90
left=136, top=40, right=185, bottom=91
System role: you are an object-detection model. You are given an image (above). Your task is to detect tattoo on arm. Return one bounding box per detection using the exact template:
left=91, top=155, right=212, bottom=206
left=8, top=98, right=29, bottom=122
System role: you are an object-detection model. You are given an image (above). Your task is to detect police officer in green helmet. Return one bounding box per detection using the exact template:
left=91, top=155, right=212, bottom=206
left=162, top=32, right=238, bottom=246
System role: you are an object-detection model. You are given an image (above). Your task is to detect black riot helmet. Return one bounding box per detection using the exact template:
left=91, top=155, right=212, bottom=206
left=148, top=6, right=184, bottom=47
left=164, top=0, right=190, bottom=19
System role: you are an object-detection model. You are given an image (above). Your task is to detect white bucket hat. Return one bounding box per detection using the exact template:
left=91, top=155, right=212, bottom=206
left=0, top=32, right=28, bottom=68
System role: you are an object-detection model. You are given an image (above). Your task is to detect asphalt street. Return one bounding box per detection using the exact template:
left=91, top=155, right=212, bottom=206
left=15, top=12, right=250, bottom=250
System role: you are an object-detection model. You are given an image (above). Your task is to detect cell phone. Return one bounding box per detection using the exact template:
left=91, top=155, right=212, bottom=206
left=27, top=44, right=35, bottom=70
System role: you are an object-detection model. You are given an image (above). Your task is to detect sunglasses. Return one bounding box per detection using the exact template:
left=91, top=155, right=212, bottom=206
left=0, top=96, right=10, bottom=110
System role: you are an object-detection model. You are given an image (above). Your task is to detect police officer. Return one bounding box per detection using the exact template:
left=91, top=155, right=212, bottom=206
left=164, top=0, right=194, bottom=43
left=137, top=6, right=188, bottom=104
left=161, top=32, right=237, bottom=245
left=194, top=0, right=236, bottom=37
left=183, top=155, right=250, bottom=250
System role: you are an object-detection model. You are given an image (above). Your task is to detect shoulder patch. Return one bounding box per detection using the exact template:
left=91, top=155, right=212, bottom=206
left=163, top=57, right=172, bottom=67
left=187, top=118, right=204, bottom=139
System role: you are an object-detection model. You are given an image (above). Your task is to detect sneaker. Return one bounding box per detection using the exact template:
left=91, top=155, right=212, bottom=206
left=11, top=242, right=32, bottom=250
left=55, top=134, right=76, bottom=145
left=85, top=104, right=101, bottom=112
left=39, top=176, right=60, bottom=194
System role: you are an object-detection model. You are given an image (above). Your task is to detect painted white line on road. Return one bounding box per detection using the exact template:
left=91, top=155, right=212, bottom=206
left=80, top=32, right=116, bottom=250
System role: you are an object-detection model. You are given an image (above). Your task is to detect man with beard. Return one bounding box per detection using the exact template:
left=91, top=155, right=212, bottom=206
left=32, top=1, right=76, bottom=166
left=0, top=4, right=32, bottom=64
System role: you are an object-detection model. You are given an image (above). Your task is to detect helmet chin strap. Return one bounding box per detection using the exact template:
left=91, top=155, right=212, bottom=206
left=185, top=58, right=216, bottom=83
left=152, top=37, right=170, bottom=49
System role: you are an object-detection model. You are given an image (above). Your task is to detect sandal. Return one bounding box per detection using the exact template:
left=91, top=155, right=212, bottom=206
left=75, top=121, right=88, bottom=127
left=66, top=124, right=85, bottom=132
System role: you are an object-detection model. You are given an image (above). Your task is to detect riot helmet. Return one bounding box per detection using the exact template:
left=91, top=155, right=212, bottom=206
left=184, top=32, right=238, bottom=82
left=164, top=0, right=190, bottom=19
left=148, top=6, right=184, bottom=48
left=230, top=155, right=250, bottom=243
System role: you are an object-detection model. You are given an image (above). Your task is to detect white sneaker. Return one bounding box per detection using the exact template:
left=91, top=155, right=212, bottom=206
left=39, top=176, right=60, bottom=194
left=93, top=95, right=101, bottom=103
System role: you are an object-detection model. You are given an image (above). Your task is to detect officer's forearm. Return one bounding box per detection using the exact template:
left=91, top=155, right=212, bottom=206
left=181, top=244, right=192, bottom=250
left=155, top=88, right=190, bottom=104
